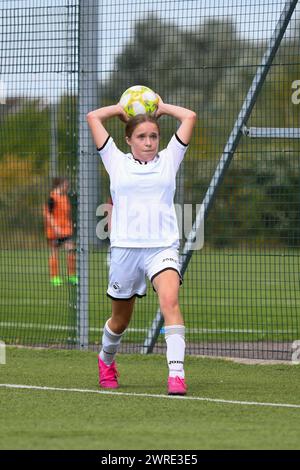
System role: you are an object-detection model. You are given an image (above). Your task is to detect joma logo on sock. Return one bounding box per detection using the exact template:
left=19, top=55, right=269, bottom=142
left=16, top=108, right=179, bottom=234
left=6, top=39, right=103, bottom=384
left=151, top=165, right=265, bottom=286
left=168, top=360, right=184, bottom=365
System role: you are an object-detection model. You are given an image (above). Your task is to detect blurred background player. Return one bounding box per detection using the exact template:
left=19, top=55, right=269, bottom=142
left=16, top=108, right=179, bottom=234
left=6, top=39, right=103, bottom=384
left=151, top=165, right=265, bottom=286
left=44, top=177, right=77, bottom=286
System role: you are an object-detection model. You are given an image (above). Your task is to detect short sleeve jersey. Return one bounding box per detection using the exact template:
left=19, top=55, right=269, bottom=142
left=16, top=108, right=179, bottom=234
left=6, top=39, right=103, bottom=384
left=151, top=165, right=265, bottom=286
left=44, top=191, right=73, bottom=240
left=98, top=134, right=188, bottom=248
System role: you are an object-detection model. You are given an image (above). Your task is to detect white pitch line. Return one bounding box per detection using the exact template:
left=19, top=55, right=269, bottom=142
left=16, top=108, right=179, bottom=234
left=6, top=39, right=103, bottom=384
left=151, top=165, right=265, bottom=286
left=0, top=383, right=300, bottom=409
left=0, top=322, right=147, bottom=333
left=0, top=322, right=296, bottom=335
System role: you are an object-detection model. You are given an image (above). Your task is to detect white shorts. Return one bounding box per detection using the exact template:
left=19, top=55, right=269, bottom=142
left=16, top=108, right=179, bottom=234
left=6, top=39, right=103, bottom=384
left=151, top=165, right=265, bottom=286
left=107, top=246, right=181, bottom=300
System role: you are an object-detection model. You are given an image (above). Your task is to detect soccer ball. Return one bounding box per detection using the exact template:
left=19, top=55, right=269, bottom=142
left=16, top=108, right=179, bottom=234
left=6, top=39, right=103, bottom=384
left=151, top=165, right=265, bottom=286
left=119, top=85, right=159, bottom=118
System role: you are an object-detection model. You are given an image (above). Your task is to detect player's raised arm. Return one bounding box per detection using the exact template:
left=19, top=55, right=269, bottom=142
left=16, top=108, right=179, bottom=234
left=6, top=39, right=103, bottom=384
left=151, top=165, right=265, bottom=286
left=155, top=96, right=197, bottom=145
left=86, top=104, right=128, bottom=149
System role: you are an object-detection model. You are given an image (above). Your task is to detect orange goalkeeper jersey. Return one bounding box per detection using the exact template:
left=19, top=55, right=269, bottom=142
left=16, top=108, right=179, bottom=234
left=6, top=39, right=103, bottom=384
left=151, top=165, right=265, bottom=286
left=44, top=191, right=73, bottom=240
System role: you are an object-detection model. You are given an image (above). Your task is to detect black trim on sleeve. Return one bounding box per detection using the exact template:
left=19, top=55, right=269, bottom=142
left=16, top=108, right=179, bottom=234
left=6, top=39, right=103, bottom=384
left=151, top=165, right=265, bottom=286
left=97, top=135, right=111, bottom=152
left=175, top=133, right=189, bottom=147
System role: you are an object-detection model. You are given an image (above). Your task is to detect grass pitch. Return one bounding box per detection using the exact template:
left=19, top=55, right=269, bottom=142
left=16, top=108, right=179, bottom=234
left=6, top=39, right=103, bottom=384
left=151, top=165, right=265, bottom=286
left=1, top=347, right=300, bottom=450
left=1, top=248, right=300, bottom=348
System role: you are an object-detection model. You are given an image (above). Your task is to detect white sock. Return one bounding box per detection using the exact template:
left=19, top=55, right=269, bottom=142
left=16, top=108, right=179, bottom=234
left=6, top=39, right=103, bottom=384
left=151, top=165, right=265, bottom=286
left=165, top=325, right=185, bottom=379
left=99, top=320, right=124, bottom=366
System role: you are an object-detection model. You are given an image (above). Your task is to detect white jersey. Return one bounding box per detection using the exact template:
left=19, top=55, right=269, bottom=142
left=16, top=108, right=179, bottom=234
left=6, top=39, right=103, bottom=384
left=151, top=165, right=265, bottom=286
left=98, top=134, right=188, bottom=248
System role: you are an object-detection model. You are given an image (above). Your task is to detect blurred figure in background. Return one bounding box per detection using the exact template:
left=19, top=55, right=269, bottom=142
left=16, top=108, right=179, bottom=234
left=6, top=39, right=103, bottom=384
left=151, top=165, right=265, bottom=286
left=44, top=177, right=77, bottom=286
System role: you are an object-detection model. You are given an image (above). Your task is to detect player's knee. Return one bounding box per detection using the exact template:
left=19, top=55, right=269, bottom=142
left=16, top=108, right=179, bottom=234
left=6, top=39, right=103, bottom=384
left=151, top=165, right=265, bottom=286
left=65, top=243, right=75, bottom=253
left=159, top=292, right=179, bottom=314
left=109, top=317, right=129, bottom=334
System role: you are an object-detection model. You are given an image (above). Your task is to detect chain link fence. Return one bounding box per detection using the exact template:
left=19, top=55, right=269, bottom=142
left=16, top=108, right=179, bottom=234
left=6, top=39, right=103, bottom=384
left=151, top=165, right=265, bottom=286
left=0, top=0, right=300, bottom=359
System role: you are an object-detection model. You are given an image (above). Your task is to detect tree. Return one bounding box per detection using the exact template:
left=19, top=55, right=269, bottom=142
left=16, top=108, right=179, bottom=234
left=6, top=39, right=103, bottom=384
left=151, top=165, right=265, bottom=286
left=102, top=15, right=240, bottom=107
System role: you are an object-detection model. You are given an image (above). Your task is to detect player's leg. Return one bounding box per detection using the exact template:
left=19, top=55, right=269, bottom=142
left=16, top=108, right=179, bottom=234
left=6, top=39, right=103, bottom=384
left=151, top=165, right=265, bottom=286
left=152, top=269, right=187, bottom=395
left=101, top=297, right=136, bottom=363
left=153, top=269, right=183, bottom=325
left=98, top=297, right=135, bottom=388
left=48, top=241, right=62, bottom=286
left=64, top=239, right=77, bottom=285
left=99, top=247, right=146, bottom=388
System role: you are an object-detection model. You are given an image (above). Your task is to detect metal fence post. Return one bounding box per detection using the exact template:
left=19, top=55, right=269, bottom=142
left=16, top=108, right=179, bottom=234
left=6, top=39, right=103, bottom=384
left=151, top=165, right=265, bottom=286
left=77, top=0, right=99, bottom=349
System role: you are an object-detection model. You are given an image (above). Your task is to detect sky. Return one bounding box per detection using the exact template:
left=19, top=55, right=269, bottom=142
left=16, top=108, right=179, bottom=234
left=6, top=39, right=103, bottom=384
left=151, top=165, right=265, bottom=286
left=0, top=0, right=299, bottom=101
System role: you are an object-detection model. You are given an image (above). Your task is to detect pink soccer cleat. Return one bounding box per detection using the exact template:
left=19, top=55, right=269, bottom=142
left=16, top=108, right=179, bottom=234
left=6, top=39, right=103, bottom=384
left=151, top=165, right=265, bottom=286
left=167, top=376, right=187, bottom=395
left=98, top=357, right=119, bottom=389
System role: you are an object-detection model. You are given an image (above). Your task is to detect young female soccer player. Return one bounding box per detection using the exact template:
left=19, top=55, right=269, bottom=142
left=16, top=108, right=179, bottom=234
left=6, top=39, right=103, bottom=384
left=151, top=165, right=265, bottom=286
left=87, top=95, right=196, bottom=395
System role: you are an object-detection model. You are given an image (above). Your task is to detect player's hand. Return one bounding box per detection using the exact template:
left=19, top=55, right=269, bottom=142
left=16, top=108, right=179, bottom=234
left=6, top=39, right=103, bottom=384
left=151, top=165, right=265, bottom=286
left=154, top=94, right=164, bottom=119
left=116, top=103, right=129, bottom=123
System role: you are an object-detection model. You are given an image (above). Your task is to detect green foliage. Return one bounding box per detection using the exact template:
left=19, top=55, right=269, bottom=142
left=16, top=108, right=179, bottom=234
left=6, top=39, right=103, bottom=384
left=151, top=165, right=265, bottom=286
left=0, top=100, right=50, bottom=168
left=0, top=154, right=48, bottom=248
left=1, top=14, right=300, bottom=247
left=56, top=95, right=78, bottom=171
left=0, top=96, right=78, bottom=247
left=100, top=14, right=300, bottom=248
left=104, top=15, right=242, bottom=105
left=0, top=95, right=77, bottom=171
